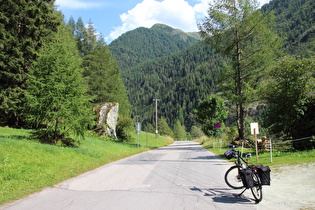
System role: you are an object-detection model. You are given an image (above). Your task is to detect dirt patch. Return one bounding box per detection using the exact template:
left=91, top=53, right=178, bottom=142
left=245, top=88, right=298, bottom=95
left=258, top=162, right=315, bottom=210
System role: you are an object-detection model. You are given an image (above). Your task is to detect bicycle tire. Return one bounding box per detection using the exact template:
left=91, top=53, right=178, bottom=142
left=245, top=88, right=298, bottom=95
left=250, top=172, right=263, bottom=203
left=224, top=165, right=244, bottom=189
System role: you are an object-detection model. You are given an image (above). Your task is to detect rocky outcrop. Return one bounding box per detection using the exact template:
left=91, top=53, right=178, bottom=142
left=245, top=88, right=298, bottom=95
left=94, top=103, right=119, bottom=138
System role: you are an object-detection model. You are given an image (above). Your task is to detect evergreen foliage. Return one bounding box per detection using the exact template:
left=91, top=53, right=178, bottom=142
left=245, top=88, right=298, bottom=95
left=82, top=44, right=131, bottom=117
left=26, top=23, right=91, bottom=146
left=0, top=0, right=60, bottom=127
left=122, top=41, right=224, bottom=131
left=261, top=0, right=315, bottom=57
left=69, top=17, right=131, bottom=117
left=109, top=23, right=200, bottom=72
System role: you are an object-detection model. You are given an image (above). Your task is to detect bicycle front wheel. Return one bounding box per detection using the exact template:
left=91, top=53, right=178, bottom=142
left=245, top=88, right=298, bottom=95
left=224, top=166, right=244, bottom=189
left=251, top=172, right=263, bottom=203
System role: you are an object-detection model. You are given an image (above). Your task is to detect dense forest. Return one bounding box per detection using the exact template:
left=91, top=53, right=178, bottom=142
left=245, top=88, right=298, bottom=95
left=261, top=0, right=315, bottom=57
left=109, top=0, right=315, bottom=141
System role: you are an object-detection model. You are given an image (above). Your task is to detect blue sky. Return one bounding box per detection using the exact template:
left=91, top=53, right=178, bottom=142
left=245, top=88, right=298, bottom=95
left=55, top=0, right=271, bottom=43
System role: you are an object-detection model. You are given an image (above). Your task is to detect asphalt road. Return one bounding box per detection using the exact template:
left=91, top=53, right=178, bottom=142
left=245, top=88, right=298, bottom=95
left=2, top=141, right=262, bottom=210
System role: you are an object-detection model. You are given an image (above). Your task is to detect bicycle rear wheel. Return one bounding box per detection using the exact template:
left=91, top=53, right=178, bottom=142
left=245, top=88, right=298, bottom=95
left=250, top=172, right=262, bottom=203
left=224, top=166, right=244, bottom=189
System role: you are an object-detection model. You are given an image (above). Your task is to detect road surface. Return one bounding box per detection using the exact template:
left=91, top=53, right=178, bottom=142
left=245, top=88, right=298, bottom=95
left=3, top=141, right=271, bottom=210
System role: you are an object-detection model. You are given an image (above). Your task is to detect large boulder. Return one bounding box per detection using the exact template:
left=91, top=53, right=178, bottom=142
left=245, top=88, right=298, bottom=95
left=94, top=103, right=119, bottom=138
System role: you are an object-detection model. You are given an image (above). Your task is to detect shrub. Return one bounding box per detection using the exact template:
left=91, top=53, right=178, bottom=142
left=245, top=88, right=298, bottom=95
left=116, top=117, right=135, bottom=142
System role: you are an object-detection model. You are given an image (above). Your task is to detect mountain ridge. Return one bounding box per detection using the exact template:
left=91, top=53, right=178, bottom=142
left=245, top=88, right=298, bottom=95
left=108, top=23, right=200, bottom=72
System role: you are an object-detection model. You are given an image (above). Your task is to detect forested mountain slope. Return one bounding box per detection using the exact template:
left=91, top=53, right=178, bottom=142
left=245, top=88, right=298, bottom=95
left=262, top=0, right=315, bottom=57
left=123, top=42, right=224, bottom=130
left=108, top=24, right=200, bottom=71
left=110, top=0, right=315, bottom=131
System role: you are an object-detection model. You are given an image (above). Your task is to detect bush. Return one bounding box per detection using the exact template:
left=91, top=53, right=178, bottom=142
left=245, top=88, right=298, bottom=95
left=293, top=139, right=314, bottom=151
left=116, top=117, right=135, bottom=142
left=30, top=129, right=79, bottom=147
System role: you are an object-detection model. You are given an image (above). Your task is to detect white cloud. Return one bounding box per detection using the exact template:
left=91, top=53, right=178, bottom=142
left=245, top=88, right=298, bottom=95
left=55, top=0, right=103, bottom=9
left=107, top=0, right=272, bottom=42
left=258, top=0, right=271, bottom=7
left=108, top=0, right=198, bottom=41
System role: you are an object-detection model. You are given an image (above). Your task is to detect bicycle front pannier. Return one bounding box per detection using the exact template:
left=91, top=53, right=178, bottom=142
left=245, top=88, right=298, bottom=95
left=256, top=165, right=271, bottom=185
left=240, top=168, right=254, bottom=188
left=224, top=149, right=235, bottom=159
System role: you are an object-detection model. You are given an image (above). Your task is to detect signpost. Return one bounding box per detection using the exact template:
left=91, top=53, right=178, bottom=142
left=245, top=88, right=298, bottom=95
left=250, top=123, right=259, bottom=162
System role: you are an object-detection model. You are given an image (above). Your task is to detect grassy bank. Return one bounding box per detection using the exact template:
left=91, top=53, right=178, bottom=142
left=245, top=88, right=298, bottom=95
left=196, top=136, right=315, bottom=167
left=0, top=127, right=173, bottom=205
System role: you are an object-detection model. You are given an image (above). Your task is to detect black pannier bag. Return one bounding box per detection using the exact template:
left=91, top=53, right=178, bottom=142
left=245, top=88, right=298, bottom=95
left=240, top=168, right=254, bottom=188
left=224, top=149, right=235, bottom=159
left=256, top=165, right=271, bottom=185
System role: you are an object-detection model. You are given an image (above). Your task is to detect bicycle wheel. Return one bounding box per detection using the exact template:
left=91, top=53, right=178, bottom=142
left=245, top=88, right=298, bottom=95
left=224, top=166, right=244, bottom=189
left=250, top=172, right=262, bottom=203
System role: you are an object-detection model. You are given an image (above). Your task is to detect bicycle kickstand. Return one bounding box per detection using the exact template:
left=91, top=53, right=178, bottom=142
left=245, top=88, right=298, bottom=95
left=238, top=189, right=246, bottom=197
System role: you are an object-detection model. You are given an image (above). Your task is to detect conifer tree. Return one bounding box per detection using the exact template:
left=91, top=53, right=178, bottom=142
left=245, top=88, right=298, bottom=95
left=71, top=19, right=131, bottom=117
left=83, top=44, right=131, bottom=117
left=0, top=0, right=59, bottom=127
left=26, top=22, right=91, bottom=146
left=199, top=0, right=281, bottom=139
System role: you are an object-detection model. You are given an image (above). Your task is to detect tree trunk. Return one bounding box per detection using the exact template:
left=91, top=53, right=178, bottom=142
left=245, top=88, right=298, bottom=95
left=235, top=27, right=246, bottom=140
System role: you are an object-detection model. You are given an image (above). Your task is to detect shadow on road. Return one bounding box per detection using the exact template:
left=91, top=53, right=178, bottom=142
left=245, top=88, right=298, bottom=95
left=190, top=186, right=256, bottom=204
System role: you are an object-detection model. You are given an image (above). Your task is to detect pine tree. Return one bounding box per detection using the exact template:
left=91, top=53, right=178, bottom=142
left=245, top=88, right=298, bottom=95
left=26, top=22, right=91, bottom=146
left=0, top=0, right=60, bottom=127
left=70, top=19, right=131, bottom=117
left=83, top=44, right=131, bottom=117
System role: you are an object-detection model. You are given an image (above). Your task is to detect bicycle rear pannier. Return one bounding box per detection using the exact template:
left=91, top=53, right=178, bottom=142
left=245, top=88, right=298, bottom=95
left=240, top=168, right=254, bottom=188
left=224, top=150, right=235, bottom=159
left=256, top=165, right=271, bottom=185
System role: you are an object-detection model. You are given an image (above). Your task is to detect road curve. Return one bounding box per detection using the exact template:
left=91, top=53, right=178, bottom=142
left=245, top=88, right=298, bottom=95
left=2, top=141, right=262, bottom=210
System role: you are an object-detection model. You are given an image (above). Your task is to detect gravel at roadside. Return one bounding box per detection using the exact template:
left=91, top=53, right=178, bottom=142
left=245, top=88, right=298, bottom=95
left=258, top=163, right=315, bottom=210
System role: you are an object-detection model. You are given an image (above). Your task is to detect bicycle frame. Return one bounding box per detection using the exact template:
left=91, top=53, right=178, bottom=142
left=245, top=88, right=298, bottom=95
left=231, top=146, right=251, bottom=169
left=225, top=145, right=262, bottom=203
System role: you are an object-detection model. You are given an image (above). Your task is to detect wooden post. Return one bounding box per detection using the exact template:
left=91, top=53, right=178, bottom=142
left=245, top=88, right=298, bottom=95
left=254, top=128, right=259, bottom=162
left=270, top=138, right=273, bottom=163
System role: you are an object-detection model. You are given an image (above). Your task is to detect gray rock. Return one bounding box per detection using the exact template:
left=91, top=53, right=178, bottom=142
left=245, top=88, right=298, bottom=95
left=95, top=103, right=119, bottom=138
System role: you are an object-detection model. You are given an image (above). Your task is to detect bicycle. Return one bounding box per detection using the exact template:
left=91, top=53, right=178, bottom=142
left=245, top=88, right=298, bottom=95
left=224, top=145, right=263, bottom=203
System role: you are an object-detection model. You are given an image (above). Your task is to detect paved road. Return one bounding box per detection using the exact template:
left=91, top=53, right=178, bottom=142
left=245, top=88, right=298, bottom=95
left=3, top=141, right=261, bottom=210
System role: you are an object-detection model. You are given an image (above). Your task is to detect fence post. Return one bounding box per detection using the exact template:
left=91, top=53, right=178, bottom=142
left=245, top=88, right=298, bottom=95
left=270, top=138, right=273, bottom=163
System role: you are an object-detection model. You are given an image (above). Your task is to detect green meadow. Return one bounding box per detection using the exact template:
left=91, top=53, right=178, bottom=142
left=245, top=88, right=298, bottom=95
left=0, top=127, right=173, bottom=205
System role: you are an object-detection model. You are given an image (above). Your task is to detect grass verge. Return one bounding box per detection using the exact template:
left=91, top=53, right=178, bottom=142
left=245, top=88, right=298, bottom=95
left=0, top=127, right=173, bottom=206
left=196, top=136, right=315, bottom=167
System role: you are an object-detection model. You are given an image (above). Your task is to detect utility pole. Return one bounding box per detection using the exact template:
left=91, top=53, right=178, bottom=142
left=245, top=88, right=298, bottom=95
left=153, top=98, right=160, bottom=138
